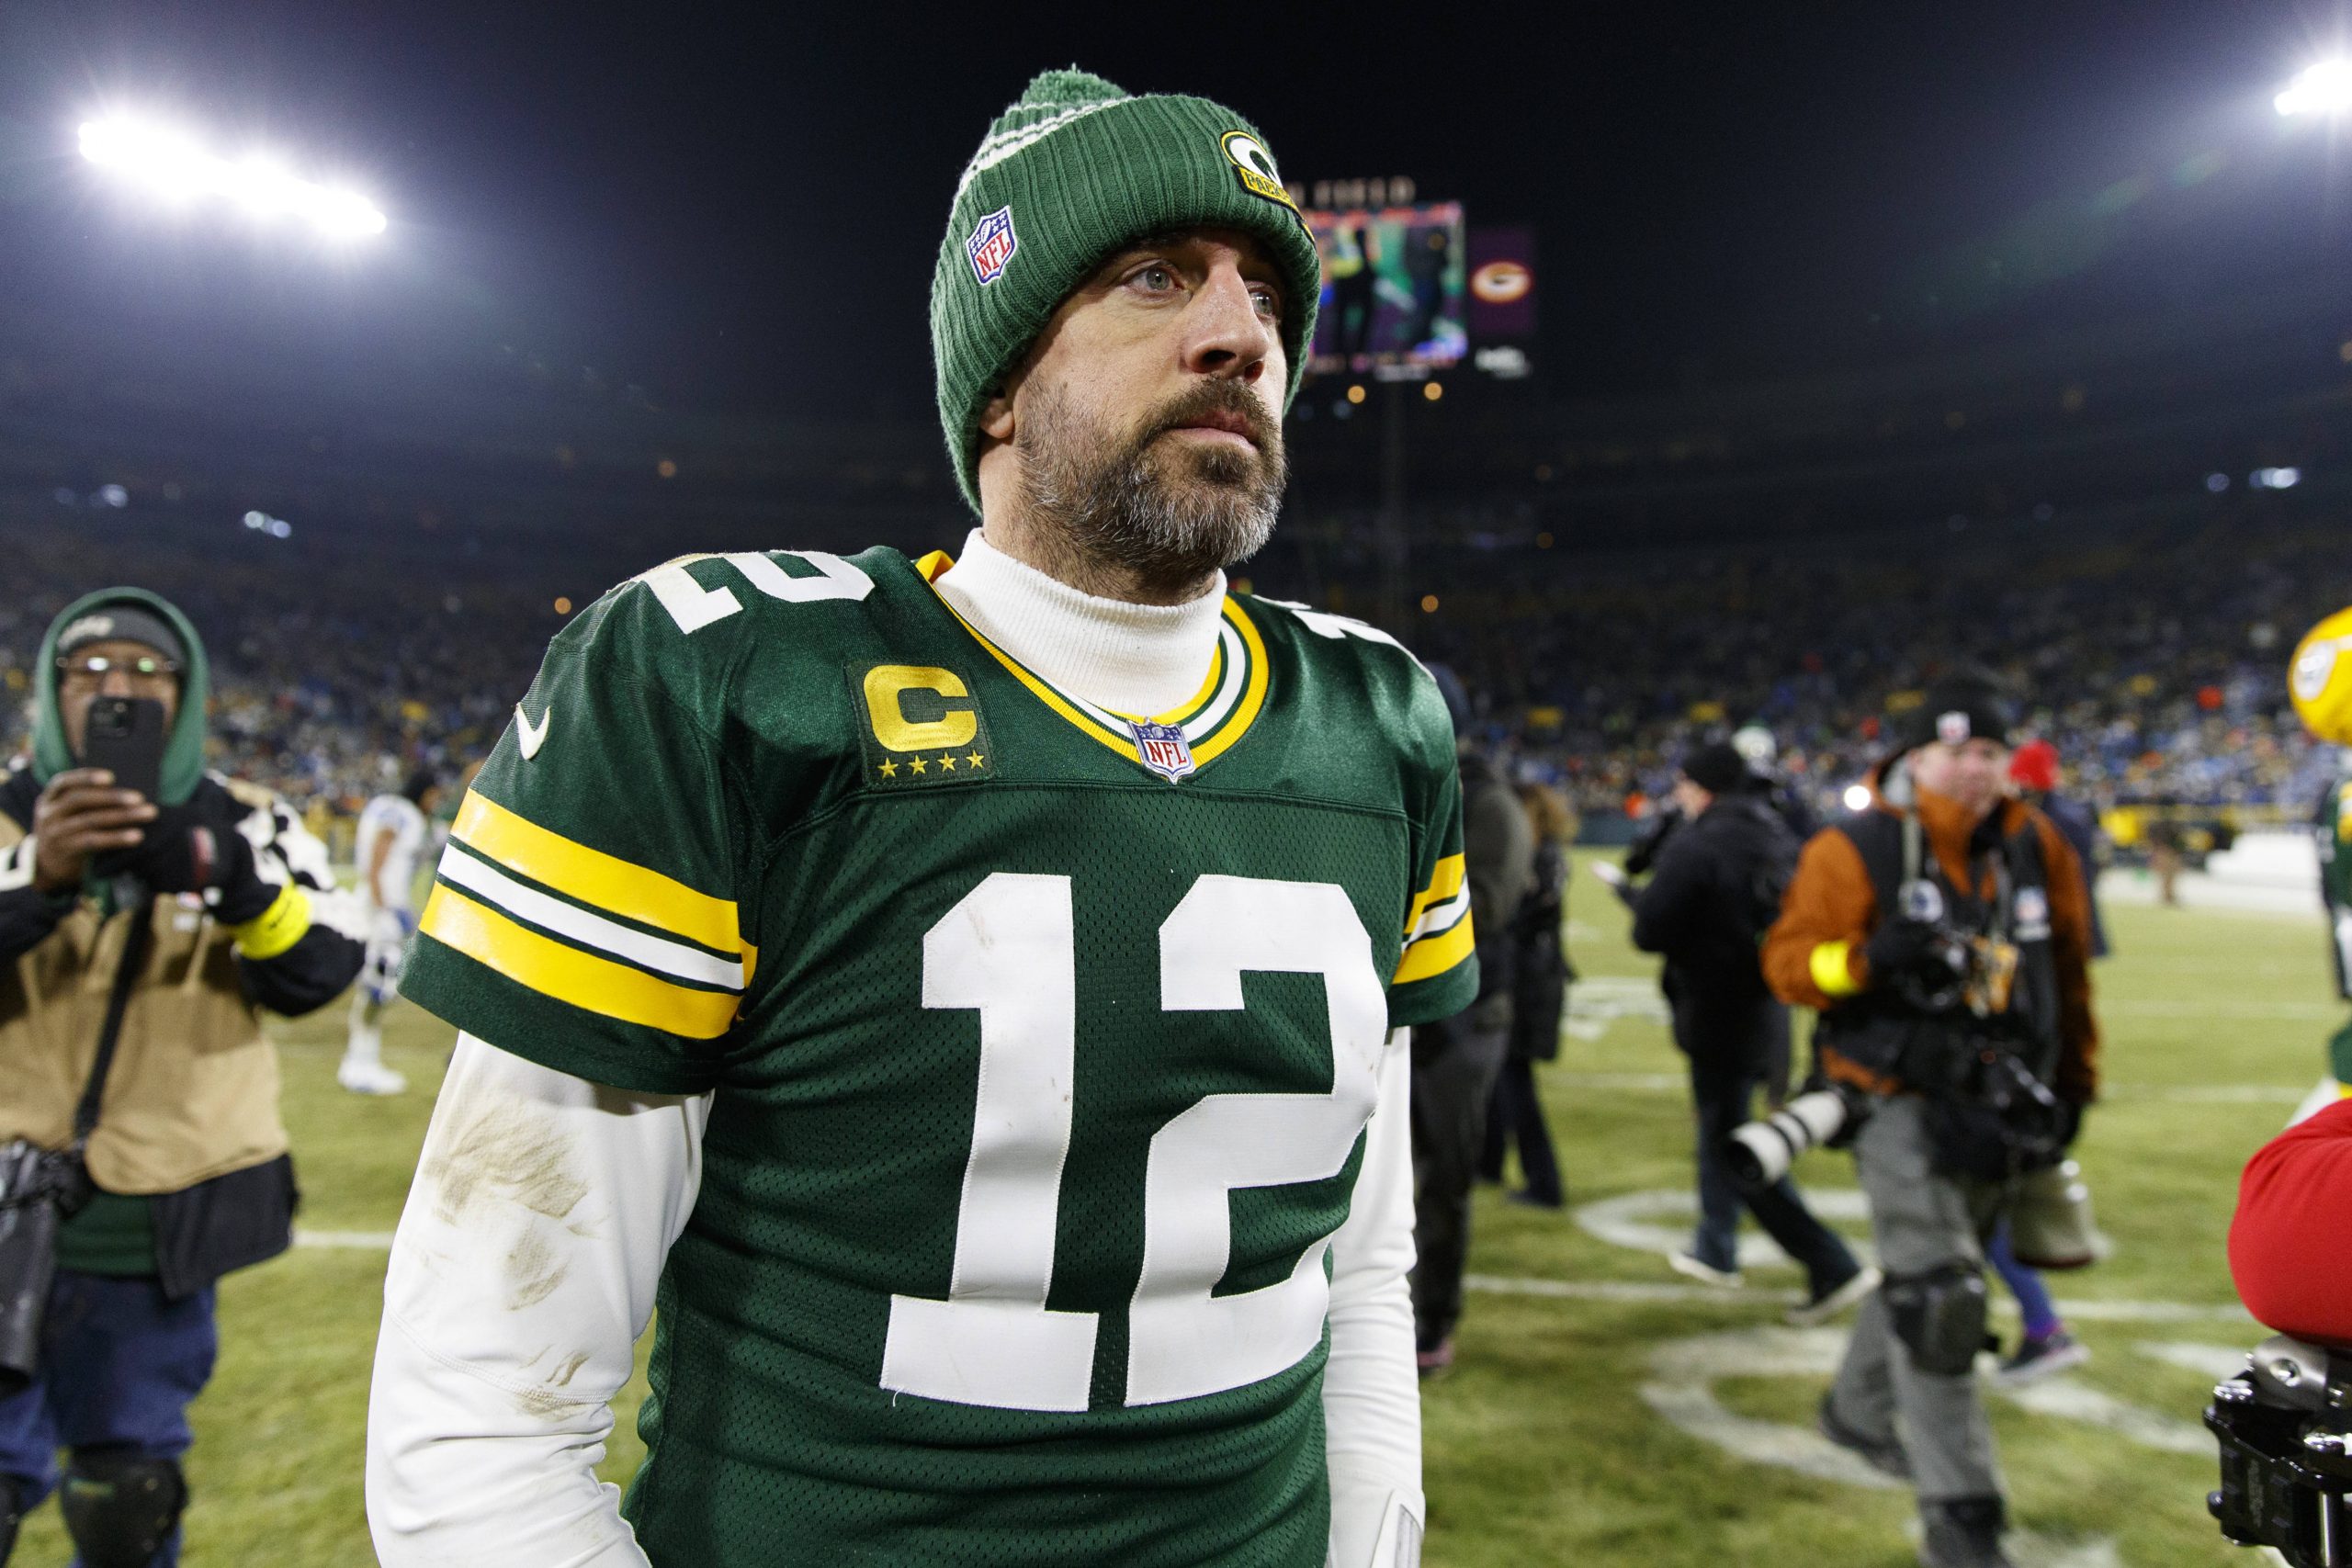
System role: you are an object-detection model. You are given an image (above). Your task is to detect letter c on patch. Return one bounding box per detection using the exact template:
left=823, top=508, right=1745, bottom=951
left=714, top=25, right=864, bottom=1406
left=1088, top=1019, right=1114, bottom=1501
left=864, top=666, right=978, bottom=751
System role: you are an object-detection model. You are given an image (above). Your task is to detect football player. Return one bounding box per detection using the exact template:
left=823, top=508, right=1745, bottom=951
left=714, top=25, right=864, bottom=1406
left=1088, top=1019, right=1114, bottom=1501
left=367, top=69, right=1475, bottom=1568
left=340, top=769, right=443, bottom=1095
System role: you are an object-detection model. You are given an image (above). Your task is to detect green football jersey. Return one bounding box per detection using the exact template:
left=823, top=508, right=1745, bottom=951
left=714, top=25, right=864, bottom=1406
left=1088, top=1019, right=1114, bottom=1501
left=401, top=544, right=1477, bottom=1567
left=2322, top=780, right=2352, bottom=922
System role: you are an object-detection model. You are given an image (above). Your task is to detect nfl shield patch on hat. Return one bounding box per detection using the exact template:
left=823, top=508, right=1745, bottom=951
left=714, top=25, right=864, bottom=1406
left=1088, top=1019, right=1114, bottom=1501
left=966, top=205, right=1018, bottom=286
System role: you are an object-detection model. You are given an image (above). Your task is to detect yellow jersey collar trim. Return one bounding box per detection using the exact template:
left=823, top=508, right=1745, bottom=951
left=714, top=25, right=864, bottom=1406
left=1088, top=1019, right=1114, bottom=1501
left=915, top=551, right=1271, bottom=773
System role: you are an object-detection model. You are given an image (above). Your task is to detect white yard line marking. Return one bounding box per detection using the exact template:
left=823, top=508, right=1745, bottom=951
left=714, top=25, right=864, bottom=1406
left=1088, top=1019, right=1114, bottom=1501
left=1574, top=1186, right=1873, bottom=1271
left=1932, top=1525, right=2123, bottom=1568
left=1559, top=975, right=1671, bottom=1040
left=1997, top=1376, right=2210, bottom=1453
left=2101, top=999, right=2342, bottom=1019
left=1540, top=1188, right=2256, bottom=1324
left=1545, top=1073, right=2312, bottom=1105
left=1547, top=1071, right=1682, bottom=1091
left=1637, top=1324, right=1904, bottom=1490
left=1468, top=1274, right=1788, bottom=1306
left=1636, top=1324, right=2236, bottom=1566
left=2132, top=1341, right=2249, bottom=1379
left=2102, top=1084, right=2303, bottom=1104
left=1466, top=1270, right=2256, bottom=1324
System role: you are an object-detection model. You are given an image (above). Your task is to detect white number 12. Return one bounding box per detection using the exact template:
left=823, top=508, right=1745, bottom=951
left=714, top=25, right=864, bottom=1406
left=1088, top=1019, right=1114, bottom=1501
left=879, top=873, right=1389, bottom=1412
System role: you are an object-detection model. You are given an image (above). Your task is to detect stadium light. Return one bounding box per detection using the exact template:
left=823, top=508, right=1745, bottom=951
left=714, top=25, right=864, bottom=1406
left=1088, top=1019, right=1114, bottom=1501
left=2276, top=60, right=2352, bottom=117
left=77, top=115, right=387, bottom=238
left=1841, top=784, right=1872, bottom=812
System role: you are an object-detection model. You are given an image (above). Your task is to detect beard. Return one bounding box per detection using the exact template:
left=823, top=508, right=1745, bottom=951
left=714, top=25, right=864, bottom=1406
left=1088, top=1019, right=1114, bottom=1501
left=1014, top=378, right=1287, bottom=589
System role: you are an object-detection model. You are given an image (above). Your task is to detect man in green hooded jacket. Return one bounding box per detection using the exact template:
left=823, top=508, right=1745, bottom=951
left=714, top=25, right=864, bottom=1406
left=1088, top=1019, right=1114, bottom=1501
left=0, top=589, right=363, bottom=1568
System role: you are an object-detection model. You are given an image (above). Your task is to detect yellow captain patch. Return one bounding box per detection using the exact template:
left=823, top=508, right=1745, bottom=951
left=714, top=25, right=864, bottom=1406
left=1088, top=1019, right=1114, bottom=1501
left=852, top=660, right=998, bottom=788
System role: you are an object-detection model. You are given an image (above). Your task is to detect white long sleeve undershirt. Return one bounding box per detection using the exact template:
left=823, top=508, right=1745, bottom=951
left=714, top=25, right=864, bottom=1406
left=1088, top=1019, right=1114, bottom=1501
left=367, top=537, right=1425, bottom=1567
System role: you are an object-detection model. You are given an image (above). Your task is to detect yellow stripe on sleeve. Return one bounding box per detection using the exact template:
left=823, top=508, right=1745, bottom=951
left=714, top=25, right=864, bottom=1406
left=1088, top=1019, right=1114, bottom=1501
left=1810, top=940, right=1862, bottom=998
left=1400, top=853, right=1468, bottom=939
left=420, top=886, right=740, bottom=1039
left=1393, top=912, right=1476, bottom=987
left=451, top=793, right=744, bottom=960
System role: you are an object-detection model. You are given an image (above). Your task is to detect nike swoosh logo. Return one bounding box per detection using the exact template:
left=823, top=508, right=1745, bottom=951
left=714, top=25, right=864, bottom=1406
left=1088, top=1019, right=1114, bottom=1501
left=515, top=705, right=550, bottom=760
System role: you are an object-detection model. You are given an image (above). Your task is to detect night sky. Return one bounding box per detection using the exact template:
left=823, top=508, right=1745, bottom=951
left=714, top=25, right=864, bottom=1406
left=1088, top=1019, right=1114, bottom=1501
left=0, top=1, right=2344, bottom=419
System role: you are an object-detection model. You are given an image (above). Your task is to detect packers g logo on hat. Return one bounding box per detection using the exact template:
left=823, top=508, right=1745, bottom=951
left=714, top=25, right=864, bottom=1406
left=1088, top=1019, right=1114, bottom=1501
left=2292, top=607, right=2352, bottom=743
left=1220, top=130, right=1305, bottom=227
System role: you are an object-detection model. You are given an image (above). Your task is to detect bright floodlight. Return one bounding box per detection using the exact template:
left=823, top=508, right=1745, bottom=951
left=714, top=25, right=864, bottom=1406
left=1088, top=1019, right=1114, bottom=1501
left=78, top=115, right=386, bottom=237
left=2276, top=60, right=2352, bottom=117
left=1842, top=784, right=1872, bottom=812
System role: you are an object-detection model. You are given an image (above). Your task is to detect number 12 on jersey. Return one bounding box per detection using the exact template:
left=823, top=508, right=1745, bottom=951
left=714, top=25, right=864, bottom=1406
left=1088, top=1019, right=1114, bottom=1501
left=880, top=872, right=1391, bottom=1412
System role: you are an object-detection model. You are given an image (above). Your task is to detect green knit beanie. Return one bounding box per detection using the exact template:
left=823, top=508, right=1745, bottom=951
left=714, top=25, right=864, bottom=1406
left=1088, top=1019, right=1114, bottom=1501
left=931, top=67, right=1323, bottom=515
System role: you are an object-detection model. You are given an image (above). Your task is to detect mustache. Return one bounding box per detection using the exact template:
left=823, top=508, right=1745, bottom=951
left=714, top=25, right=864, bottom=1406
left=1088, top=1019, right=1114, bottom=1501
left=1143, top=382, right=1280, bottom=455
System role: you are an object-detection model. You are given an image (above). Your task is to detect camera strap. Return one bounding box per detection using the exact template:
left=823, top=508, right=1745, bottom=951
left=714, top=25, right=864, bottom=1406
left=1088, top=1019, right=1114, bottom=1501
left=1897, top=811, right=2012, bottom=943
left=72, top=897, right=156, bottom=1148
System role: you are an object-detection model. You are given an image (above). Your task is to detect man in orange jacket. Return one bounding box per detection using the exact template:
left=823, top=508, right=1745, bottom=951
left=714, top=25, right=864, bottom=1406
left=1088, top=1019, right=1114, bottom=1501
left=1762, top=678, right=2098, bottom=1568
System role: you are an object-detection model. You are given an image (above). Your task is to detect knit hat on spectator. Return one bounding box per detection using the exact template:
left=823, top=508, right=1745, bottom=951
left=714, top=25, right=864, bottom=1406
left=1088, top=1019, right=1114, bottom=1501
left=32, top=587, right=213, bottom=805
left=1897, top=674, right=2015, bottom=758
left=2009, top=739, right=2062, bottom=793
left=56, top=604, right=186, bottom=671
left=1681, top=740, right=1752, bottom=795
left=930, top=67, right=1324, bottom=514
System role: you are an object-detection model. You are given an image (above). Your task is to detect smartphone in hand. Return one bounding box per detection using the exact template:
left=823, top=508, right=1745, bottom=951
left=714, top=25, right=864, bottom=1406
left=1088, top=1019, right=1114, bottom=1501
left=81, top=696, right=168, bottom=802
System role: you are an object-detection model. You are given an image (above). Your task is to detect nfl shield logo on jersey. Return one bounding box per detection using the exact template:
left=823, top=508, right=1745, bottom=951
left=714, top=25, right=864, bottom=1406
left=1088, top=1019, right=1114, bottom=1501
left=1130, top=720, right=1196, bottom=783
left=966, top=205, right=1018, bottom=286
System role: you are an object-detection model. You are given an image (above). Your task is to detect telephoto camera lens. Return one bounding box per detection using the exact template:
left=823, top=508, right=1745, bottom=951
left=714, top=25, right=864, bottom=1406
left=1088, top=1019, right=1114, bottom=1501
left=1724, top=1089, right=1851, bottom=1190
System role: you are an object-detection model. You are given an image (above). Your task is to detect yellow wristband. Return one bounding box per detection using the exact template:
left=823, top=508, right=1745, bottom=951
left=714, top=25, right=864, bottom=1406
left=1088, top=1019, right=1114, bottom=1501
left=1810, top=940, right=1862, bottom=998
left=232, top=885, right=312, bottom=960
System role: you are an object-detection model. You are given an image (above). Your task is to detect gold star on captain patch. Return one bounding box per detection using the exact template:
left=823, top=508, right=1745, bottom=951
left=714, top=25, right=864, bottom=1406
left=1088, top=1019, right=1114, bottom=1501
left=876, top=760, right=899, bottom=779
left=938, top=753, right=957, bottom=772
left=909, top=756, right=928, bottom=774
left=966, top=751, right=985, bottom=769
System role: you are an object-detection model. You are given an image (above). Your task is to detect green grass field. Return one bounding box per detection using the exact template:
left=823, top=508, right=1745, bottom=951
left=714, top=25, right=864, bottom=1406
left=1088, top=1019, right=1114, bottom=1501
left=9, top=875, right=2318, bottom=1565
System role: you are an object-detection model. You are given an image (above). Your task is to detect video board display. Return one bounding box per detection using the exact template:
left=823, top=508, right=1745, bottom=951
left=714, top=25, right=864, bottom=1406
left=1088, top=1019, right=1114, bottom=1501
left=1306, top=200, right=1466, bottom=376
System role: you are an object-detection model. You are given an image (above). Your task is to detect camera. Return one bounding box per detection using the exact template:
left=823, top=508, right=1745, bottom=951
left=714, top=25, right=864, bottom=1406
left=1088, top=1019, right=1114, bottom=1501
left=1725, top=1087, right=1858, bottom=1189
left=2208, top=1334, right=2352, bottom=1566
left=0, top=1139, right=94, bottom=1395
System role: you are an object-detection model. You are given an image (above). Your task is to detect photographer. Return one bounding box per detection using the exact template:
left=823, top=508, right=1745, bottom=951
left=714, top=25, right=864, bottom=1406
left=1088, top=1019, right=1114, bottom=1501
left=1761, top=679, right=2098, bottom=1568
left=0, top=591, right=362, bottom=1567
left=1624, top=743, right=1874, bottom=1320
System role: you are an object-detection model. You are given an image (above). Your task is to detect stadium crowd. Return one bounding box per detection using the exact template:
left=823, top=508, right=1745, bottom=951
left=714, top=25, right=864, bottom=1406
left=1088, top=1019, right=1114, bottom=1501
left=1398, top=513, right=2346, bottom=823
left=0, top=514, right=540, bottom=824
left=6, top=506, right=2340, bottom=836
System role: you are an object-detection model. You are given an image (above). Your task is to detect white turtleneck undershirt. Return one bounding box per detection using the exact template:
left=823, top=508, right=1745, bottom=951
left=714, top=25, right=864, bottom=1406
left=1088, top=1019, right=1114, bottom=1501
left=931, top=527, right=1227, bottom=717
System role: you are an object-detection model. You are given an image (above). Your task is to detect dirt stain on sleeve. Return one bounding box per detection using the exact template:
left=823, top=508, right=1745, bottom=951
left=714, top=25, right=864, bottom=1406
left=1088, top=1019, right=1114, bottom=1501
left=424, top=1096, right=592, bottom=1225
left=421, top=1092, right=594, bottom=1310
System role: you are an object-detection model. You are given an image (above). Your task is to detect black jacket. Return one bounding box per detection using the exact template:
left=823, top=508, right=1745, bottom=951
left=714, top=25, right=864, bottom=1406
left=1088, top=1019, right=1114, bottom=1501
left=1630, top=795, right=1795, bottom=1017
left=1508, top=840, right=1571, bottom=1062
left=2034, top=790, right=2109, bottom=959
